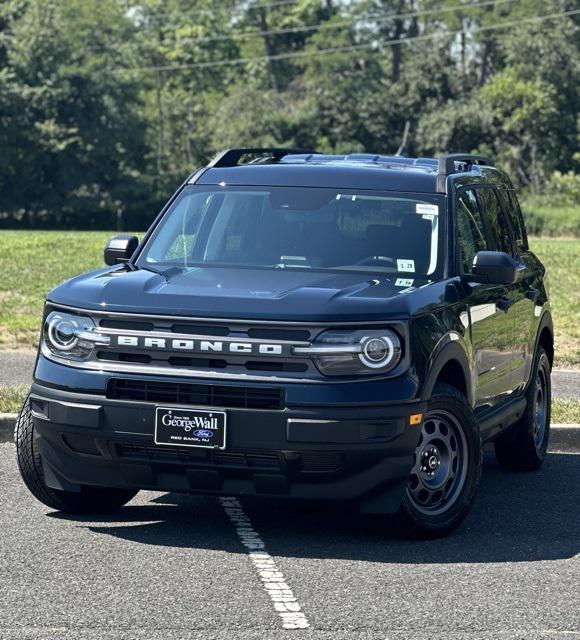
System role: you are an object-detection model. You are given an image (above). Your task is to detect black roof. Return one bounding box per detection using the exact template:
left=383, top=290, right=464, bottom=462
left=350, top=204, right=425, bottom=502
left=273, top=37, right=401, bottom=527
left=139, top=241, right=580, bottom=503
left=194, top=148, right=501, bottom=193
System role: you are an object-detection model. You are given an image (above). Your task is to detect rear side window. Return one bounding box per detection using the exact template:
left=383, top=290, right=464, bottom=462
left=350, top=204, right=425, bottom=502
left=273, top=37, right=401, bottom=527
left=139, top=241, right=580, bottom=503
left=455, top=189, right=487, bottom=273
left=476, top=188, right=514, bottom=255
left=497, top=188, right=528, bottom=252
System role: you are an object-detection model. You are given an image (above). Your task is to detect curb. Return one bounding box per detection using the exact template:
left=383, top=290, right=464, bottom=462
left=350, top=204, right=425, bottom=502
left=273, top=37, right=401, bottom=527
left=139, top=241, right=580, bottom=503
left=1, top=414, right=579, bottom=451
left=0, top=413, right=17, bottom=443
left=548, top=425, right=580, bottom=454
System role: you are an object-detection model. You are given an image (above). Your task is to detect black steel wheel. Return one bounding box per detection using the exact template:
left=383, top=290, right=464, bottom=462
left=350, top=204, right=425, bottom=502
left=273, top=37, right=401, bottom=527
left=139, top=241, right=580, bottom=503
left=407, top=409, right=469, bottom=517
left=392, top=383, right=482, bottom=539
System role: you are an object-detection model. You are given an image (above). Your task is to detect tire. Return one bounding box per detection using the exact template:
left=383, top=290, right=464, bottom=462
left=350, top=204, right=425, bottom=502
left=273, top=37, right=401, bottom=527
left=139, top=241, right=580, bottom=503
left=391, top=383, right=482, bottom=539
left=15, top=395, right=138, bottom=514
left=494, top=346, right=551, bottom=471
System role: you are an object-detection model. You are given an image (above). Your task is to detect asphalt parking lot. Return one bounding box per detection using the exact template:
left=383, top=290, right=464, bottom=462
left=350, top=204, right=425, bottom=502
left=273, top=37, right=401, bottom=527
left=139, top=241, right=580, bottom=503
left=1, top=441, right=579, bottom=640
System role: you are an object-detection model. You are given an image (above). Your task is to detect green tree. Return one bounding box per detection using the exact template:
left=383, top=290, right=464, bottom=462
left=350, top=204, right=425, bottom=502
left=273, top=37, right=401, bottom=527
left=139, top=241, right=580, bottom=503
left=480, top=69, right=560, bottom=189
left=1, top=0, right=148, bottom=227
left=1, top=0, right=579, bottom=229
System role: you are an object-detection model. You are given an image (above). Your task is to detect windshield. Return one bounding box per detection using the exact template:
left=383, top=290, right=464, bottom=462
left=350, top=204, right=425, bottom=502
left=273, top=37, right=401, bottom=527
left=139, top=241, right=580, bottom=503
left=137, top=186, right=443, bottom=277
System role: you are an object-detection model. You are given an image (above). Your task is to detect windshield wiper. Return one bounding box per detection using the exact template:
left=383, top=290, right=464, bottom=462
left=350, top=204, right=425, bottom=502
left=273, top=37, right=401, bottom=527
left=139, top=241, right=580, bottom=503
left=139, top=264, right=186, bottom=279
left=273, top=263, right=313, bottom=270
left=139, top=264, right=166, bottom=276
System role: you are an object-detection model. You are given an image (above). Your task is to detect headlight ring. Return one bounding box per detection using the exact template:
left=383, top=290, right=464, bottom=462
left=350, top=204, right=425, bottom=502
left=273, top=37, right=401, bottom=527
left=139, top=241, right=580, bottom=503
left=47, top=317, right=79, bottom=351
left=359, top=334, right=397, bottom=369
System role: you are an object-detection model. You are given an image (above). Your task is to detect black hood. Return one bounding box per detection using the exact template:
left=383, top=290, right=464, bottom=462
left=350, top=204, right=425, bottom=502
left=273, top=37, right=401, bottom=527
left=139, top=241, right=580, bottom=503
left=48, top=265, right=434, bottom=322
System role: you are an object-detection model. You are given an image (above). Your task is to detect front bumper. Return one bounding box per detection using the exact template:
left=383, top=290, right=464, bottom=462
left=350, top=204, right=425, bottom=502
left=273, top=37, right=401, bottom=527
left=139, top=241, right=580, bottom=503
left=30, top=356, right=425, bottom=514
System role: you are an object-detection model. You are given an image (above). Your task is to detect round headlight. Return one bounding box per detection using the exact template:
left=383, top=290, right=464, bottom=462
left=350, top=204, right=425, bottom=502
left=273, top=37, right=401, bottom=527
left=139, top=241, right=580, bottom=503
left=48, top=317, right=78, bottom=350
left=296, top=327, right=404, bottom=376
left=359, top=334, right=399, bottom=369
left=42, top=310, right=108, bottom=361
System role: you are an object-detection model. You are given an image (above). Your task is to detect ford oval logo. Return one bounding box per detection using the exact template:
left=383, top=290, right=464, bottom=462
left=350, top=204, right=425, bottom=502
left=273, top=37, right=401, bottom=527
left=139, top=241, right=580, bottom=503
left=193, top=429, right=214, bottom=439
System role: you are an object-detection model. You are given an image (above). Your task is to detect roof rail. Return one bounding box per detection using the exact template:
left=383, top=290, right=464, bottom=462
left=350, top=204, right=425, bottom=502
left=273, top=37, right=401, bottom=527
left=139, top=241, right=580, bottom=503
left=207, top=147, right=319, bottom=168
left=436, top=153, right=492, bottom=191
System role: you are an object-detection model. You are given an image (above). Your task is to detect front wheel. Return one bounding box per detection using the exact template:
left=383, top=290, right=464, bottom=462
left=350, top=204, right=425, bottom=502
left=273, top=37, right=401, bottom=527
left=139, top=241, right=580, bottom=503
left=392, top=383, right=482, bottom=539
left=15, top=395, right=138, bottom=514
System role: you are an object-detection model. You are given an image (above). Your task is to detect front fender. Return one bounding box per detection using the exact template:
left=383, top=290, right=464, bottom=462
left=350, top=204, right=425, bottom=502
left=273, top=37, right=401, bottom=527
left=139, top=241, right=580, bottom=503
left=420, top=336, right=473, bottom=406
left=532, top=309, right=554, bottom=370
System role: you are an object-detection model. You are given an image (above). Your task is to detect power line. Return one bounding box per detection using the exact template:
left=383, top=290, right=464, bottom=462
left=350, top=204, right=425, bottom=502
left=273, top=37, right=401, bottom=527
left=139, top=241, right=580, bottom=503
left=118, top=8, right=580, bottom=74
left=244, top=0, right=303, bottom=10
left=176, top=0, right=517, bottom=46
left=137, top=0, right=304, bottom=22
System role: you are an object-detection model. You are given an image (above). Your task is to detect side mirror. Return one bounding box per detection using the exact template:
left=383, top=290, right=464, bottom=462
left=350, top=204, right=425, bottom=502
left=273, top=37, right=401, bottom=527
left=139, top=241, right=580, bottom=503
left=466, top=251, right=518, bottom=285
left=104, top=235, right=139, bottom=266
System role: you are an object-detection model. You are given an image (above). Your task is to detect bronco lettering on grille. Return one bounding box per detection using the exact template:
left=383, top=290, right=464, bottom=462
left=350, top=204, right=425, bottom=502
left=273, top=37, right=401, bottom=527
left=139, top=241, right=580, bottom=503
left=113, top=335, right=285, bottom=356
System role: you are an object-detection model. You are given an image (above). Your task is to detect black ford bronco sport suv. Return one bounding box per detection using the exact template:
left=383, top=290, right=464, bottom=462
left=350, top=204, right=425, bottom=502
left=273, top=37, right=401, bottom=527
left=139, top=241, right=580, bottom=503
left=16, top=148, right=553, bottom=538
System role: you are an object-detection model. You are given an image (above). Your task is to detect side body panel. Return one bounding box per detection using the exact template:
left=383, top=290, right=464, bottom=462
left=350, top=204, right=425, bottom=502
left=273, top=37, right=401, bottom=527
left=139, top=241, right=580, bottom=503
left=468, top=282, right=516, bottom=406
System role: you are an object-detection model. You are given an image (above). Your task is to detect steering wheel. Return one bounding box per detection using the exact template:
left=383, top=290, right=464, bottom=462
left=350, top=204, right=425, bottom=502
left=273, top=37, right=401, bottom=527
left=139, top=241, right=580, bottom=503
left=355, top=255, right=395, bottom=267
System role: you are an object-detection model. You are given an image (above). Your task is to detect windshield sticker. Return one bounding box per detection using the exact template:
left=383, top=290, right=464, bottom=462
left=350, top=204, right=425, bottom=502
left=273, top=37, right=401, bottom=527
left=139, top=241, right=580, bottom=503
left=397, top=259, right=415, bottom=273
left=416, top=203, right=439, bottom=215
left=395, top=278, right=414, bottom=287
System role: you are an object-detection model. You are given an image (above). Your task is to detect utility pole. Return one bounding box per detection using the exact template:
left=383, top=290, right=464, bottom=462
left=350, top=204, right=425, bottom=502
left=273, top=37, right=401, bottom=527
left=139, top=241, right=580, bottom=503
left=155, top=70, right=165, bottom=176
left=257, top=6, right=280, bottom=91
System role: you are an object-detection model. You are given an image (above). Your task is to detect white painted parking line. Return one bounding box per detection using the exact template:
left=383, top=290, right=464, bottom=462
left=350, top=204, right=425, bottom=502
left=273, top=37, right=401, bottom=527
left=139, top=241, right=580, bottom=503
left=550, top=450, right=580, bottom=455
left=220, top=496, right=310, bottom=631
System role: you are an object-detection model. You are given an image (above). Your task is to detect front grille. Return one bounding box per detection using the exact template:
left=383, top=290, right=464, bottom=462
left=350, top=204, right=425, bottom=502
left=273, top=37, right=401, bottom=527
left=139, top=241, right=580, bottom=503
left=91, top=315, right=318, bottom=379
left=116, top=444, right=345, bottom=474
left=107, top=378, right=285, bottom=410
left=117, top=444, right=284, bottom=470
left=300, top=451, right=345, bottom=473
left=211, top=451, right=282, bottom=469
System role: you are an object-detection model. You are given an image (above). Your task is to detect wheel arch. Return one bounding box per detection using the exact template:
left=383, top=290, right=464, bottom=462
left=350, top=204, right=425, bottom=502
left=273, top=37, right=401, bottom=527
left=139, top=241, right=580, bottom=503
left=535, top=311, right=554, bottom=370
left=421, top=340, right=473, bottom=406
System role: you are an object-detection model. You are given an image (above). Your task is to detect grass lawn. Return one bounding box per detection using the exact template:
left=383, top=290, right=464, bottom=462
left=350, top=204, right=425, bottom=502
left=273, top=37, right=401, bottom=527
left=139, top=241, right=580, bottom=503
left=0, top=231, right=117, bottom=348
left=0, top=385, right=28, bottom=413
left=529, top=238, right=580, bottom=369
left=551, top=399, right=580, bottom=424
left=0, top=231, right=578, bottom=368
left=522, top=202, right=580, bottom=237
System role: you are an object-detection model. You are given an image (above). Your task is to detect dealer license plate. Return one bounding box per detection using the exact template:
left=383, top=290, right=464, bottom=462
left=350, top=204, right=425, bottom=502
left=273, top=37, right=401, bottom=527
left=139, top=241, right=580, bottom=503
left=154, top=406, right=227, bottom=449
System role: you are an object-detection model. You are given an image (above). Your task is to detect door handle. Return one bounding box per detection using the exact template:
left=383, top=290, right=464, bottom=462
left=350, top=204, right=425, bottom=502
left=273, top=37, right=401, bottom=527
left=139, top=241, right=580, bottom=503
left=497, top=295, right=514, bottom=312
left=526, top=287, right=540, bottom=301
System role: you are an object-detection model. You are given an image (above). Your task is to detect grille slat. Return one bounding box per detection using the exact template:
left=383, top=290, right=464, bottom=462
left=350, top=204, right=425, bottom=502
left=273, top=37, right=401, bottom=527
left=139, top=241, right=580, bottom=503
left=107, top=378, right=285, bottom=410
left=301, top=452, right=346, bottom=473
left=171, top=324, right=230, bottom=336
left=97, top=353, right=309, bottom=374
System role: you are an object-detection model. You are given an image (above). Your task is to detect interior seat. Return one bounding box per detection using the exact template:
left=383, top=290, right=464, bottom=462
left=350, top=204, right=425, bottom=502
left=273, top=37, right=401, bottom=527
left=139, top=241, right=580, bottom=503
left=365, top=224, right=399, bottom=259
left=396, top=215, right=433, bottom=274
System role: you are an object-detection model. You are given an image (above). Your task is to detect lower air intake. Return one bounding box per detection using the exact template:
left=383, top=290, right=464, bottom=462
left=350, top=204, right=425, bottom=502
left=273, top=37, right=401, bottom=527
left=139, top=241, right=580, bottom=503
left=107, top=378, right=285, bottom=410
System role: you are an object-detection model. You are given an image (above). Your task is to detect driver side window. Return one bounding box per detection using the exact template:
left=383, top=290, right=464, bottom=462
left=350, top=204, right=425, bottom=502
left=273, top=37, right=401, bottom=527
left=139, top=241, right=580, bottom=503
left=456, top=189, right=487, bottom=274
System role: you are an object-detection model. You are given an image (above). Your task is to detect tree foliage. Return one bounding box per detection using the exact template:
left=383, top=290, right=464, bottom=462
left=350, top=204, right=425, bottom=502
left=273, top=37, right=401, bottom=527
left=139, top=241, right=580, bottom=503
left=0, top=0, right=579, bottom=229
